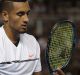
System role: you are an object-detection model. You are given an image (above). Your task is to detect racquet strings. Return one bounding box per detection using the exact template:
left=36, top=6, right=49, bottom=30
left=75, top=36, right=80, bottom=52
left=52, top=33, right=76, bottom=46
left=48, top=22, right=74, bottom=71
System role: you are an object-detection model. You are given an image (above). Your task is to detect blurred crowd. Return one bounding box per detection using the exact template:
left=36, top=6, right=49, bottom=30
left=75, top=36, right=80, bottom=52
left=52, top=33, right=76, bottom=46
left=1, top=0, right=80, bottom=75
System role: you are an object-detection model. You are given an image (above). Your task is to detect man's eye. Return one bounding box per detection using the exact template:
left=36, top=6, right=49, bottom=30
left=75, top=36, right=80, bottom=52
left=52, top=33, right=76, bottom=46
left=26, top=12, right=29, bottom=15
left=26, top=11, right=30, bottom=15
left=17, top=12, right=25, bottom=16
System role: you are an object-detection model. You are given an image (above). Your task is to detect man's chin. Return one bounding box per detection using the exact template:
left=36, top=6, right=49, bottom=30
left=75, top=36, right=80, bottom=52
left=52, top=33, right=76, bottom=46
left=19, top=30, right=27, bottom=34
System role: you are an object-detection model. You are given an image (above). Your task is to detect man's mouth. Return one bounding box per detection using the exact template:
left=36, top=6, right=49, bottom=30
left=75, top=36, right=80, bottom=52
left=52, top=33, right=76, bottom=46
left=21, top=24, right=27, bottom=28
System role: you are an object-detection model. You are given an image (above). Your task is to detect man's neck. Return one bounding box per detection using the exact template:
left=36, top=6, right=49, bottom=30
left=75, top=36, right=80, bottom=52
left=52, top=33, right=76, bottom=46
left=3, top=25, right=20, bottom=46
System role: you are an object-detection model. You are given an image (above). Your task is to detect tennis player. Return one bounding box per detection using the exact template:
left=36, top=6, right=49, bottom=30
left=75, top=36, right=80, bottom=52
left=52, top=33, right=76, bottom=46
left=0, top=0, right=42, bottom=75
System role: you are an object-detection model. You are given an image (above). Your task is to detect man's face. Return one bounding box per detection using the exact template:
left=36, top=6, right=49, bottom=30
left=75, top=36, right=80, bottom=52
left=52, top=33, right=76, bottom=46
left=7, top=2, right=30, bottom=33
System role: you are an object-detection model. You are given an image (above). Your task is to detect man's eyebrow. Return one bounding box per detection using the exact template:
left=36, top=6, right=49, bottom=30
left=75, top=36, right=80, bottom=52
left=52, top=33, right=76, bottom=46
left=16, top=10, right=30, bottom=13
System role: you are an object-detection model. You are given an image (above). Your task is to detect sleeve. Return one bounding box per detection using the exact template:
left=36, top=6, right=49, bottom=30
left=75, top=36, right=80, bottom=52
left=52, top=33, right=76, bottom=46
left=34, top=40, right=42, bottom=72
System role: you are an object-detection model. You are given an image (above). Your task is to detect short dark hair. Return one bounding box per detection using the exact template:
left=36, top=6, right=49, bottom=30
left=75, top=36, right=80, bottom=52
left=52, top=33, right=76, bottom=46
left=1, top=0, right=28, bottom=2
left=0, top=0, right=29, bottom=12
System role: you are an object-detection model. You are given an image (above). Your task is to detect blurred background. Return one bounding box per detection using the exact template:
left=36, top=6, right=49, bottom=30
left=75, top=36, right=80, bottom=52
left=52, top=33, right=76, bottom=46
left=27, top=0, right=80, bottom=75
left=1, top=0, right=80, bottom=75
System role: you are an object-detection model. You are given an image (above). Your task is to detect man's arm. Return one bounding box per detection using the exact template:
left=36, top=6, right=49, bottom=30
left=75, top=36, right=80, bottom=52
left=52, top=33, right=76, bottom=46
left=33, top=71, right=42, bottom=75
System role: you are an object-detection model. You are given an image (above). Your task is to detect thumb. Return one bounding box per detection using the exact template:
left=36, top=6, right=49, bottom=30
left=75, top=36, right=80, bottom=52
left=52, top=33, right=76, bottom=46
left=56, top=68, right=65, bottom=75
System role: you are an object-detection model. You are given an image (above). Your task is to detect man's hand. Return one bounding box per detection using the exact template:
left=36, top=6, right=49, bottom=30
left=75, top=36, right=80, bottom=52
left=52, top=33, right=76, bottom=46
left=33, top=71, right=42, bottom=75
left=54, top=68, right=65, bottom=75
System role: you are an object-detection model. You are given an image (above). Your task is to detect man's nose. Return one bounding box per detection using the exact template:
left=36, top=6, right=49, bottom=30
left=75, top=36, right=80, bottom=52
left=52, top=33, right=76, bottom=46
left=23, top=15, right=29, bottom=23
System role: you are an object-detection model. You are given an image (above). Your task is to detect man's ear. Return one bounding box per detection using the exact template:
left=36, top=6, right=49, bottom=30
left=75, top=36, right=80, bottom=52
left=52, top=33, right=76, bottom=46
left=2, top=11, right=9, bottom=22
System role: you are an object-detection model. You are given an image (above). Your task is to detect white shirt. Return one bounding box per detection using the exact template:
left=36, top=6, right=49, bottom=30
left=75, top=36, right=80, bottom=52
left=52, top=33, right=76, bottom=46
left=0, top=26, right=41, bottom=75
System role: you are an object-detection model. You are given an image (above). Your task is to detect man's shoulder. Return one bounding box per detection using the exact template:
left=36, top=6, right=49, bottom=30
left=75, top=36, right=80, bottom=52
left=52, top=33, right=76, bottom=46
left=23, top=33, right=36, bottom=39
left=21, top=33, right=37, bottom=42
left=21, top=33, right=40, bottom=49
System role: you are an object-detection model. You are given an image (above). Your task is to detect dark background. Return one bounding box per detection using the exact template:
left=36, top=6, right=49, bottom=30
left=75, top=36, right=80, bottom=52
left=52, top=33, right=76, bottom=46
left=27, top=0, right=80, bottom=75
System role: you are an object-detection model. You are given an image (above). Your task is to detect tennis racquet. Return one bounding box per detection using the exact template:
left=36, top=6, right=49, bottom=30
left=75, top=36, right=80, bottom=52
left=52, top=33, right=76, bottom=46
left=46, top=20, right=76, bottom=75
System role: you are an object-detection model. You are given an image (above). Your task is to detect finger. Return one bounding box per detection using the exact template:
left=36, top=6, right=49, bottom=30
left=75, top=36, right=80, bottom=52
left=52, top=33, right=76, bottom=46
left=56, top=68, right=65, bottom=75
left=54, top=72, right=59, bottom=75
